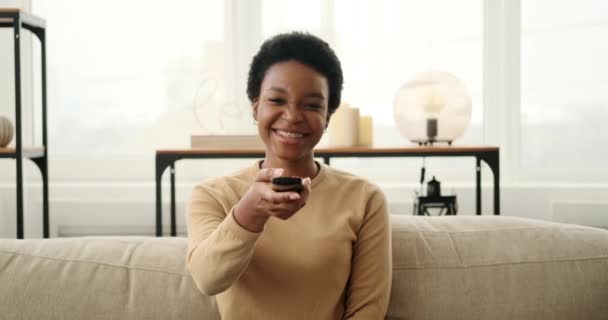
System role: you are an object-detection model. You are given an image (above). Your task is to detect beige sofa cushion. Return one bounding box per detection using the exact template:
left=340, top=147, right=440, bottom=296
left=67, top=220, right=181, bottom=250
left=1, top=216, right=607, bottom=320
left=388, top=215, right=608, bottom=320
left=0, top=237, right=220, bottom=320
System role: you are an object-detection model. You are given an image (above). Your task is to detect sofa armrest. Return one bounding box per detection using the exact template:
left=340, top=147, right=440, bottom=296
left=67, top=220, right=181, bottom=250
left=387, top=215, right=608, bottom=320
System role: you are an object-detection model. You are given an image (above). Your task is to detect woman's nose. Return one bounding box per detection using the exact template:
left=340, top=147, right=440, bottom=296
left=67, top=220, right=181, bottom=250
left=282, top=104, right=304, bottom=122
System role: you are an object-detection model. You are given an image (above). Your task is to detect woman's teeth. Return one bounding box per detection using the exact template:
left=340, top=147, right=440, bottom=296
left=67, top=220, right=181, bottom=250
left=276, top=130, right=305, bottom=138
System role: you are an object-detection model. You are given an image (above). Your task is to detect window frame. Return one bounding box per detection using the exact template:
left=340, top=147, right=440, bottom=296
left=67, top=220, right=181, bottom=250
left=16, top=0, right=607, bottom=184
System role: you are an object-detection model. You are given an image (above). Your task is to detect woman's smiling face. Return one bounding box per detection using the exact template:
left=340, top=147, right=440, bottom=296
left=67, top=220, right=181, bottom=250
left=253, top=60, right=330, bottom=162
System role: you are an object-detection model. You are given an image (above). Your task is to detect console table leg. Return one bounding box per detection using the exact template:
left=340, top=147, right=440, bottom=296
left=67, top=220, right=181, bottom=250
left=40, top=29, right=49, bottom=237
left=494, top=169, right=500, bottom=215
left=41, top=159, right=49, bottom=238
left=170, top=164, right=176, bottom=237
left=155, top=158, right=163, bottom=237
left=16, top=158, right=24, bottom=239
left=14, top=18, right=24, bottom=239
left=476, top=157, right=481, bottom=216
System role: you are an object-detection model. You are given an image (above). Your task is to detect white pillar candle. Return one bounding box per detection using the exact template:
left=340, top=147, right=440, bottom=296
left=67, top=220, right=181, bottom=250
left=328, top=104, right=360, bottom=147
left=359, top=115, right=373, bottom=147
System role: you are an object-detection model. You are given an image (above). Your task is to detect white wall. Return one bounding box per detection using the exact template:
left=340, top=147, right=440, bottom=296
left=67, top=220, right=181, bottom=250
left=1, top=178, right=608, bottom=238
left=1, top=0, right=607, bottom=238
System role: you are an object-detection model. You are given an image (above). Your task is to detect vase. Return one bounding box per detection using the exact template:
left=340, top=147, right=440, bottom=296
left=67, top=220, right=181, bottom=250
left=0, top=116, right=14, bottom=147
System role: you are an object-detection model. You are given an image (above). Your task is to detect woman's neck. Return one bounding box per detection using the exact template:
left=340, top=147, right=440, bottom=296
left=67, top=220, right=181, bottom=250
left=261, top=156, right=319, bottom=179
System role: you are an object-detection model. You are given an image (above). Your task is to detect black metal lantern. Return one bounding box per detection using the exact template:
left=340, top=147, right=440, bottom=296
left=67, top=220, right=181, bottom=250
left=427, top=176, right=441, bottom=198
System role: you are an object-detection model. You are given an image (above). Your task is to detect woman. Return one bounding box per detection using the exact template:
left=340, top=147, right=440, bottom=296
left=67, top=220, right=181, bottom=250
left=187, top=32, right=391, bottom=319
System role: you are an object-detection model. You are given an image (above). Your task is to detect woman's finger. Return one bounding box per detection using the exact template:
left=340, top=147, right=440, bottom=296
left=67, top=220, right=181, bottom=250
left=274, top=191, right=300, bottom=203
left=303, top=177, right=312, bottom=191
left=267, top=202, right=305, bottom=218
left=259, top=188, right=298, bottom=203
left=256, top=167, right=284, bottom=182
left=298, top=177, right=311, bottom=201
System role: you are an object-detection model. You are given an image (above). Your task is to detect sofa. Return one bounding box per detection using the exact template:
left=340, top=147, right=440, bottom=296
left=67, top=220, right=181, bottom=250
left=1, top=215, right=607, bottom=320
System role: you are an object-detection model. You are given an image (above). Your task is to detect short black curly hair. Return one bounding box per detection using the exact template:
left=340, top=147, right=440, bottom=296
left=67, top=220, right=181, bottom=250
left=246, top=32, right=344, bottom=115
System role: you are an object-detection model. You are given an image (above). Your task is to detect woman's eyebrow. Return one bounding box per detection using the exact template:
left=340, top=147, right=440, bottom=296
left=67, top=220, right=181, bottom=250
left=267, top=86, right=325, bottom=100
left=268, top=86, right=287, bottom=94
left=306, top=92, right=325, bottom=100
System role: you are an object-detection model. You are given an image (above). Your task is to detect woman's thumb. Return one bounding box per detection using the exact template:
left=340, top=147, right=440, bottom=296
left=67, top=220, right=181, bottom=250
left=257, top=168, right=283, bottom=182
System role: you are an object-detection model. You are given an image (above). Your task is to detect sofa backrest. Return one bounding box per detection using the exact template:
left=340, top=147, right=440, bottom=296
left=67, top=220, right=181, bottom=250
left=387, top=215, right=608, bottom=320
left=1, top=215, right=607, bottom=320
left=0, top=237, right=219, bottom=320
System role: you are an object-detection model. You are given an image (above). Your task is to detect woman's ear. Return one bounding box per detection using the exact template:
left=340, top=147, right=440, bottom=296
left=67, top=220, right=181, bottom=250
left=252, top=98, right=259, bottom=121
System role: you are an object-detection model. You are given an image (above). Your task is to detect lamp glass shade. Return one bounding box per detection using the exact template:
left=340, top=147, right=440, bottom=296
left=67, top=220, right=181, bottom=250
left=393, top=71, right=472, bottom=142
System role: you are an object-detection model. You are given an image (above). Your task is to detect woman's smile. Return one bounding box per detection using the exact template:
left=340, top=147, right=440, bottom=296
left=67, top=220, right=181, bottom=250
left=272, top=128, right=310, bottom=144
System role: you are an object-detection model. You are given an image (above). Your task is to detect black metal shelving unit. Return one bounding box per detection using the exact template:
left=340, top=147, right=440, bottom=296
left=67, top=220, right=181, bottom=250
left=0, top=8, right=49, bottom=239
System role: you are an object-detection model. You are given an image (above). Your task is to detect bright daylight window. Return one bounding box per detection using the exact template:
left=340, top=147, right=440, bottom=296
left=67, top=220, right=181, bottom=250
left=31, top=0, right=482, bottom=181
left=34, top=0, right=231, bottom=154
left=262, top=0, right=482, bottom=183
left=31, top=0, right=240, bottom=180
left=521, top=0, right=608, bottom=170
left=264, top=0, right=483, bottom=147
left=32, top=0, right=230, bottom=156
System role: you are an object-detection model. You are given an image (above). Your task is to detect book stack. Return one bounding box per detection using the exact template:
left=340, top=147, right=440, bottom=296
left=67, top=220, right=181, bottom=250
left=190, top=134, right=265, bottom=150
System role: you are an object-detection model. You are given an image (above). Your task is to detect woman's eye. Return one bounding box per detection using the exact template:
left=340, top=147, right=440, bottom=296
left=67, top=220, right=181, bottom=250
left=268, top=98, right=285, bottom=104
left=307, top=104, right=322, bottom=110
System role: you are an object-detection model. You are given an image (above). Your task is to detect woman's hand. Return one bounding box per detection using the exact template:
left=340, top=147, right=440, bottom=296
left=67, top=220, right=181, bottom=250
left=234, top=168, right=312, bottom=232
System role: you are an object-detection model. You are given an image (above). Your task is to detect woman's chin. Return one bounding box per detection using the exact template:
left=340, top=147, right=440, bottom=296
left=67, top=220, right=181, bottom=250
left=269, top=145, right=311, bottom=161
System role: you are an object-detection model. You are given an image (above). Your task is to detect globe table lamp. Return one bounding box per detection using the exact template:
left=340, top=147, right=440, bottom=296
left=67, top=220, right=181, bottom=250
left=393, top=71, right=472, bottom=145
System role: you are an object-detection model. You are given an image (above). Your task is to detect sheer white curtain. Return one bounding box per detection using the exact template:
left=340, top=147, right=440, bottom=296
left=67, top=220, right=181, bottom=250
left=332, top=0, right=483, bottom=144
left=262, top=0, right=483, bottom=132
left=31, top=0, right=483, bottom=182
left=521, top=0, right=608, bottom=172
left=32, top=0, right=258, bottom=180
left=259, top=0, right=483, bottom=183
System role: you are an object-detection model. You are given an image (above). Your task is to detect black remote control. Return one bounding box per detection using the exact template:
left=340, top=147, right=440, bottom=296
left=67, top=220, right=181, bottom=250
left=272, top=176, right=303, bottom=192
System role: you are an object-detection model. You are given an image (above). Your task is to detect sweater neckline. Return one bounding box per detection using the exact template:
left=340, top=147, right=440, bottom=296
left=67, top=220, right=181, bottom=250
left=251, top=160, right=327, bottom=189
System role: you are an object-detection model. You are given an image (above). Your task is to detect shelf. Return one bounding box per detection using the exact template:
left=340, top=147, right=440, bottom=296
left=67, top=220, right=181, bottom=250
left=0, top=7, right=49, bottom=239
left=0, top=147, right=46, bottom=159
left=157, top=146, right=500, bottom=157
left=0, top=8, right=46, bottom=30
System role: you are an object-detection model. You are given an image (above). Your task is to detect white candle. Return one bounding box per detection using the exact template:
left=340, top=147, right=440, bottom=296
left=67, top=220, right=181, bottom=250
left=328, top=104, right=360, bottom=147
left=359, top=115, right=373, bottom=147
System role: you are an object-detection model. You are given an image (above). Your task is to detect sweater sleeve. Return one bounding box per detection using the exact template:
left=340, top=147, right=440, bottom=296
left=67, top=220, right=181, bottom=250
left=343, top=186, right=392, bottom=319
left=186, top=182, right=262, bottom=296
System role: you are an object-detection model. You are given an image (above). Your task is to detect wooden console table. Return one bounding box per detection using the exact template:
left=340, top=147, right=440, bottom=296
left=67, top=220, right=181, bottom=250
left=0, top=9, right=49, bottom=239
left=155, top=146, right=499, bottom=237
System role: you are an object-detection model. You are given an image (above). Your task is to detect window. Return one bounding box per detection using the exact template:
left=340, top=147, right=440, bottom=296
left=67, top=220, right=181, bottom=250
left=521, top=0, right=608, bottom=170
left=260, top=0, right=483, bottom=182
left=261, top=0, right=483, bottom=138
left=30, top=1, right=483, bottom=182
left=262, top=0, right=323, bottom=38
left=32, top=0, right=251, bottom=180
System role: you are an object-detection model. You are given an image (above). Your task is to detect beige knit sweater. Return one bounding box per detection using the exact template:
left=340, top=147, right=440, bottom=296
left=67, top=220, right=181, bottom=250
left=186, top=161, right=391, bottom=319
